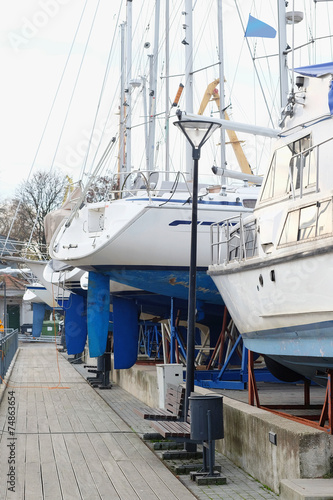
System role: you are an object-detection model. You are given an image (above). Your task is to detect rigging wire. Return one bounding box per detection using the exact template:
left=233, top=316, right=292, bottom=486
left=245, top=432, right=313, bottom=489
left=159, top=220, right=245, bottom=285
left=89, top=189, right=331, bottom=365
left=78, top=1, right=124, bottom=181
left=233, top=0, right=275, bottom=128
left=27, top=0, right=104, bottom=247
left=2, top=0, right=90, bottom=256
left=324, top=0, right=333, bottom=62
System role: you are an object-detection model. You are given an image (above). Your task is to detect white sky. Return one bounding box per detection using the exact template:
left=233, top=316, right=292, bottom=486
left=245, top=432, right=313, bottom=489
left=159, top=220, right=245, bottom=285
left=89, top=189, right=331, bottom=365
left=0, top=0, right=332, bottom=199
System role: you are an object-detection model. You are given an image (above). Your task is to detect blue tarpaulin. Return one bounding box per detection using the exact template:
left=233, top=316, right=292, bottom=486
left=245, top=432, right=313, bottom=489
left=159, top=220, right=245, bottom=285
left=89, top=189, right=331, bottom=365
left=87, top=272, right=110, bottom=357
left=113, top=296, right=139, bottom=369
left=245, top=14, right=276, bottom=38
left=295, top=62, right=333, bottom=77
left=64, top=293, right=87, bottom=355
left=32, top=302, right=45, bottom=337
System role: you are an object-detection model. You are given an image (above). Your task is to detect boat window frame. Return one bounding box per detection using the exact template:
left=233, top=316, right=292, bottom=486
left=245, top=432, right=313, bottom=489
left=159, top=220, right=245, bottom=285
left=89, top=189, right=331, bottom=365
left=278, top=197, right=333, bottom=248
left=259, top=134, right=316, bottom=205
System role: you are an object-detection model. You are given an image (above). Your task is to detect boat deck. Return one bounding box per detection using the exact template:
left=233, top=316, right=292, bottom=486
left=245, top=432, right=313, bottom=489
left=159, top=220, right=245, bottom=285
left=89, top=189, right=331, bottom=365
left=0, top=343, right=281, bottom=499
left=0, top=344, right=195, bottom=500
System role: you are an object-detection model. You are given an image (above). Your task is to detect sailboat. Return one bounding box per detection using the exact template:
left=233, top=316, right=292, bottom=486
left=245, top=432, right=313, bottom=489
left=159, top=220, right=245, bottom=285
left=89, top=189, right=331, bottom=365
left=48, top=0, right=263, bottom=308
left=208, top=1, right=333, bottom=386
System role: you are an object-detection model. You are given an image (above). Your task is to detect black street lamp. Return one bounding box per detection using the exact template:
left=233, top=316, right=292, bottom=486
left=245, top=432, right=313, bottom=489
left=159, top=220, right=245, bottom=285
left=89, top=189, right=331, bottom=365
left=174, top=114, right=221, bottom=419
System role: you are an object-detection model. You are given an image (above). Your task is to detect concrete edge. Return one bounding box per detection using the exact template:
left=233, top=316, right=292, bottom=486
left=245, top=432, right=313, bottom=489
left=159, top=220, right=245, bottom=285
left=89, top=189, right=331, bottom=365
left=111, top=361, right=333, bottom=494
left=280, top=478, right=333, bottom=499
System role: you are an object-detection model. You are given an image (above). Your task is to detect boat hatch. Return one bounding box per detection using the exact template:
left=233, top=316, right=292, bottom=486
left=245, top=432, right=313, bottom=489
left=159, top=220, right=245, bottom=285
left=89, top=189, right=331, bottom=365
left=242, top=199, right=257, bottom=209
left=88, top=207, right=105, bottom=233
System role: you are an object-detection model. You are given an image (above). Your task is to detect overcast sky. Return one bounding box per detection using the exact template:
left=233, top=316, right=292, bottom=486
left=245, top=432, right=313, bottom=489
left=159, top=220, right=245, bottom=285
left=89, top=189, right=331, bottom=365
left=0, top=0, right=332, bottom=199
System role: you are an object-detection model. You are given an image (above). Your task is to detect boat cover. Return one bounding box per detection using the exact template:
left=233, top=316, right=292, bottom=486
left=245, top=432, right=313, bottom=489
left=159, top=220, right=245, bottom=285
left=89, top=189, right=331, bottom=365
left=113, top=296, right=139, bottom=369
left=32, top=302, right=45, bottom=338
left=295, top=62, right=333, bottom=77
left=64, top=293, right=87, bottom=355
left=87, top=272, right=109, bottom=357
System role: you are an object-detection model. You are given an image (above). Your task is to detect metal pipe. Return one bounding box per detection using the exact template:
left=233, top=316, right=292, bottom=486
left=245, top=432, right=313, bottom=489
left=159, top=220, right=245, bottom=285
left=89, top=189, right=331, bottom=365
left=184, top=150, right=199, bottom=420
left=165, top=0, right=170, bottom=180
left=217, top=0, right=226, bottom=180
left=119, top=22, right=126, bottom=189
left=211, top=166, right=263, bottom=184
left=179, top=111, right=280, bottom=137
left=278, top=0, right=289, bottom=109
left=185, top=0, right=194, bottom=178
left=148, top=0, right=161, bottom=172
left=125, top=0, right=133, bottom=176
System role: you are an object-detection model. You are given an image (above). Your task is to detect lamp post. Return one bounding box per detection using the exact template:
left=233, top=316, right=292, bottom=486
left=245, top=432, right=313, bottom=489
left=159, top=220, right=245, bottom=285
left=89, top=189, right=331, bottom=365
left=174, top=114, right=221, bottom=419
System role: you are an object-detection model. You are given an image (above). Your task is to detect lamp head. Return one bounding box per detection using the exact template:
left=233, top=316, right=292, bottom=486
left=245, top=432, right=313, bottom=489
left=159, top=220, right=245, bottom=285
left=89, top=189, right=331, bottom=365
left=173, top=117, right=221, bottom=159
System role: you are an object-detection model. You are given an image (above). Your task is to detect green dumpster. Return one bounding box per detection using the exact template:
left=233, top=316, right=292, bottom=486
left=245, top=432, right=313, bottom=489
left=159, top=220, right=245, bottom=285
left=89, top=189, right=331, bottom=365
left=41, top=320, right=60, bottom=336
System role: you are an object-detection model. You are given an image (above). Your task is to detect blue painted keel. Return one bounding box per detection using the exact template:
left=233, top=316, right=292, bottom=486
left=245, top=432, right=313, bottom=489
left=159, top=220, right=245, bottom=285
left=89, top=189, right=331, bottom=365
left=97, top=267, right=223, bottom=305
left=32, top=303, right=46, bottom=338
left=113, top=296, right=139, bottom=369
left=64, top=293, right=87, bottom=355
left=87, top=272, right=110, bottom=357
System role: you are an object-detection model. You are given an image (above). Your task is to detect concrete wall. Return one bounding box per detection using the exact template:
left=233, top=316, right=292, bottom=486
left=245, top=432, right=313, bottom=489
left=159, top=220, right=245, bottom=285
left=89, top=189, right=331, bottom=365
left=112, top=363, right=333, bottom=494
left=217, top=396, right=333, bottom=493
left=113, top=364, right=159, bottom=409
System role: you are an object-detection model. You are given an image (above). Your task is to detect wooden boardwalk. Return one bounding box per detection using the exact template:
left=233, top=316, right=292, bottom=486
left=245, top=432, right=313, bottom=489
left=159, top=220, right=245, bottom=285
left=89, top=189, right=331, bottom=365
left=0, top=344, right=195, bottom=500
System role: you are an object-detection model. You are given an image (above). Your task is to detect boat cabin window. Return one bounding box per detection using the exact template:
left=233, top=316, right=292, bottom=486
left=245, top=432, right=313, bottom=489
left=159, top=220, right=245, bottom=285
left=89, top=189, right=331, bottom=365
left=261, top=135, right=315, bottom=202
left=279, top=199, right=332, bottom=245
left=289, top=136, right=315, bottom=191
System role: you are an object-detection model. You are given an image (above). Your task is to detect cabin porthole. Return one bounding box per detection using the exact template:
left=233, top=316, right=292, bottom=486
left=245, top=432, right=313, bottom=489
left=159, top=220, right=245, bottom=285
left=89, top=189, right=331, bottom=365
left=259, top=274, right=264, bottom=287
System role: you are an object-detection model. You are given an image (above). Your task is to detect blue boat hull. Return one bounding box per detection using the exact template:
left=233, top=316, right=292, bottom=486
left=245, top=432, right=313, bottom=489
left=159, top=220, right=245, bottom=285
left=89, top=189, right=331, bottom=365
left=90, top=265, right=223, bottom=305
left=243, top=320, right=333, bottom=386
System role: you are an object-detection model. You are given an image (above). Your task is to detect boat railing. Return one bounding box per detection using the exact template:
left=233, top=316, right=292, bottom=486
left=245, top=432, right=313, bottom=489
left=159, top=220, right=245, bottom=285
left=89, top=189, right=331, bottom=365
left=106, top=170, right=194, bottom=200
left=210, top=214, right=258, bottom=265
left=0, top=329, right=18, bottom=384
left=66, top=169, right=195, bottom=220
left=0, top=240, right=49, bottom=262
left=64, top=168, right=195, bottom=229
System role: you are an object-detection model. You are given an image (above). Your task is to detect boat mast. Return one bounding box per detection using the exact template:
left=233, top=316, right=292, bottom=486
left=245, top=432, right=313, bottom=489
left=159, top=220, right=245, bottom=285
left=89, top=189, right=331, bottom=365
left=119, top=22, right=126, bottom=189
left=277, top=0, right=289, bottom=110
left=217, top=0, right=226, bottom=181
left=165, top=0, right=170, bottom=180
left=125, top=0, right=133, bottom=177
left=142, top=75, right=149, bottom=170
left=148, top=0, right=161, bottom=172
left=184, top=0, right=194, bottom=179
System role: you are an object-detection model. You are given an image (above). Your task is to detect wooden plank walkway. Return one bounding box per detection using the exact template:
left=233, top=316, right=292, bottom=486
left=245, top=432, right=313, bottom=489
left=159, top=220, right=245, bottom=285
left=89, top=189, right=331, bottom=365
left=0, top=344, right=195, bottom=500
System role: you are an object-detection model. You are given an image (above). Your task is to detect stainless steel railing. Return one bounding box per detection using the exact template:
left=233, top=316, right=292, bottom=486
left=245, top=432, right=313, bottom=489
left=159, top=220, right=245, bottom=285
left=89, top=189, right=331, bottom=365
left=210, top=215, right=258, bottom=265
left=0, top=329, right=18, bottom=384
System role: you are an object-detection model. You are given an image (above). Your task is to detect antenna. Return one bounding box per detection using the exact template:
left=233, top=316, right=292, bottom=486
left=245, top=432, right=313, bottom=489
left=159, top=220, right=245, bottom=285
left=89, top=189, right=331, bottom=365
left=286, top=4, right=304, bottom=94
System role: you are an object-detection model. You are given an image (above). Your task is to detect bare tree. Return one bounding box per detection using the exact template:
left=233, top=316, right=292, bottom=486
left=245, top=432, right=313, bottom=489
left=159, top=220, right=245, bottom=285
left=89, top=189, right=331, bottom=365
left=6, top=170, right=68, bottom=250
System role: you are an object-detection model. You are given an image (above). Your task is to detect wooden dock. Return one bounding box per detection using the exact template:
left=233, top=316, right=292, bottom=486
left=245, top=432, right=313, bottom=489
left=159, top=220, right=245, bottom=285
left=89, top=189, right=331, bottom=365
left=0, top=344, right=195, bottom=500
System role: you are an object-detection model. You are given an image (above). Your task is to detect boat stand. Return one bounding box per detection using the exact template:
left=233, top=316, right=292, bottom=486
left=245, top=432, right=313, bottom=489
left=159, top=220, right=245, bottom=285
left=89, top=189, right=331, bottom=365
left=86, top=336, right=112, bottom=390
left=194, top=339, right=279, bottom=390
left=248, top=350, right=333, bottom=434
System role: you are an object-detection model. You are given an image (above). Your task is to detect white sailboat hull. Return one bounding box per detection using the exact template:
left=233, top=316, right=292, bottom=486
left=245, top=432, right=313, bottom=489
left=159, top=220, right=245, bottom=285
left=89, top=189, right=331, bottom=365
left=50, top=189, right=258, bottom=303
